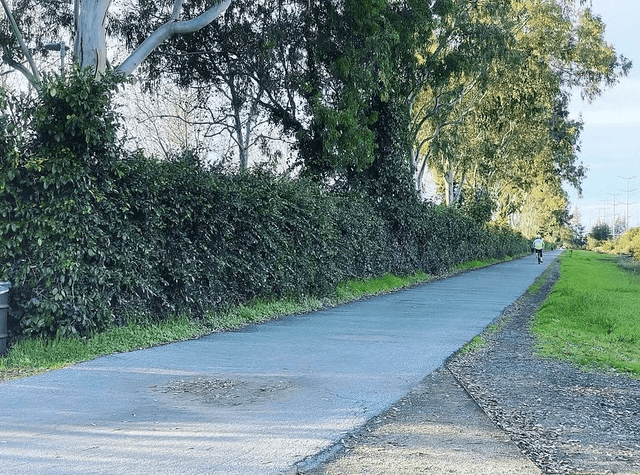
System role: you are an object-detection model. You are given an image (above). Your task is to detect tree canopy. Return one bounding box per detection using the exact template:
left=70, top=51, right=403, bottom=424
left=413, top=0, right=629, bottom=232
left=0, top=0, right=631, bottom=231
left=0, top=0, right=634, bottom=340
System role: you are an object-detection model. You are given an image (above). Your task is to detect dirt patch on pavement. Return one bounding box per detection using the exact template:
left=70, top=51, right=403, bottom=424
left=150, top=376, right=298, bottom=406
left=299, top=260, right=640, bottom=475
left=0, top=367, right=46, bottom=383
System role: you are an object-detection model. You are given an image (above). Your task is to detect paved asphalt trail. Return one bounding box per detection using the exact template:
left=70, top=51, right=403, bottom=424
left=0, top=251, right=559, bottom=474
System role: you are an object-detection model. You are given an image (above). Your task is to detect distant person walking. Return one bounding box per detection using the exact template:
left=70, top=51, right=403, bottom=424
left=532, top=236, right=544, bottom=264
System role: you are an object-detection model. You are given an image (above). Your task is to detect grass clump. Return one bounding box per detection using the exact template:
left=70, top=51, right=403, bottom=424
left=2, top=315, right=204, bottom=371
left=618, top=256, right=640, bottom=274
left=532, top=250, right=640, bottom=377
left=458, top=310, right=518, bottom=356
left=335, top=271, right=431, bottom=301
left=455, top=258, right=503, bottom=271
left=208, top=297, right=324, bottom=330
left=524, top=259, right=558, bottom=297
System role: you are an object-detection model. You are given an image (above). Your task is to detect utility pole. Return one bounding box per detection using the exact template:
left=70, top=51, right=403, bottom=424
left=599, top=199, right=609, bottom=235
left=620, top=176, right=637, bottom=232
left=608, top=193, right=621, bottom=238
left=43, top=40, right=69, bottom=74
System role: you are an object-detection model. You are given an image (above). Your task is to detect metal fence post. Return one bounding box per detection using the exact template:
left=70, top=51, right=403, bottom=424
left=0, top=282, right=10, bottom=356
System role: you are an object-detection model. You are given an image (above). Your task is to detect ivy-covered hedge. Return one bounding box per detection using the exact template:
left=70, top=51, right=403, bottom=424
left=0, top=70, right=529, bottom=339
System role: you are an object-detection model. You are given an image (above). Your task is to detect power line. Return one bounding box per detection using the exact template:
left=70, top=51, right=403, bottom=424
left=598, top=200, right=608, bottom=224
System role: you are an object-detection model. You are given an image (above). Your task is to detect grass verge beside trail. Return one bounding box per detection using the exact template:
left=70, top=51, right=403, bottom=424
left=532, top=250, right=640, bottom=378
left=454, top=257, right=508, bottom=271
left=458, top=258, right=557, bottom=357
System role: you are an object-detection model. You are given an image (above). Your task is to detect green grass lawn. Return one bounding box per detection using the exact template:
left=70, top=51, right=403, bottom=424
left=533, top=250, right=640, bottom=377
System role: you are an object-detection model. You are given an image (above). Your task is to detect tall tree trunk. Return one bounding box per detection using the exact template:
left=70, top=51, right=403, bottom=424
left=444, top=167, right=454, bottom=206
left=74, top=0, right=111, bottom=74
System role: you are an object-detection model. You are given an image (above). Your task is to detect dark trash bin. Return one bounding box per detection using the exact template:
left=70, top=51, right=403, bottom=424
left=0, top=281, right=10, bottom=356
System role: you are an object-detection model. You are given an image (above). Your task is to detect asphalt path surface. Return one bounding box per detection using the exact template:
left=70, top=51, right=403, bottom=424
left=0, top=251, right=559, bottom=474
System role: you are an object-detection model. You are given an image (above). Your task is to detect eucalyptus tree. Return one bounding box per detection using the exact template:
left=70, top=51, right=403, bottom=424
left=460, top=67, right=583, bottom=221
left=517, top=181, right=570, bottom=240
left=134, top=0, right=296, bottom=170
left=0, top=0, right=232, bottom=88
left=421, top=0, right=628, bottom=224
left=486, top=0, right=626, bottom=224
left=256, top=0, right=404, bottom=183
left=409, top=0, right=516, bottom=193
left=139, top=0, right=407, bottom=182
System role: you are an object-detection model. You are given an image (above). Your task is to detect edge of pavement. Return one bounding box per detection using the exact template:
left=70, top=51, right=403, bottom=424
left=289, top=253, right=559, bottom=475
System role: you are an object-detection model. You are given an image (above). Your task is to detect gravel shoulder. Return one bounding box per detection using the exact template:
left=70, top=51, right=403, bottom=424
left=299, top=259, right=640, bottom=475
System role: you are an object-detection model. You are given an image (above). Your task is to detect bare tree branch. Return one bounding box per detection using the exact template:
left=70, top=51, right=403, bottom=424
left=0, top=0, right=41, bottom=87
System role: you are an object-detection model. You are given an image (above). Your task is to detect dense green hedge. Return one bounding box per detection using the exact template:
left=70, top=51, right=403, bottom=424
left=0, top=70, right=529, bottom=339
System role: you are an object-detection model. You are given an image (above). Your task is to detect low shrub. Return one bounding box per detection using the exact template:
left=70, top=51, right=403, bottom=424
left=586, top=227, right=640, bottom=261
left=616, top=227, right=640, bottom=259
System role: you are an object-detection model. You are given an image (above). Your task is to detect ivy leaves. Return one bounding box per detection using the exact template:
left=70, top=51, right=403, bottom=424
left=0, top=68, right=529, bottom=339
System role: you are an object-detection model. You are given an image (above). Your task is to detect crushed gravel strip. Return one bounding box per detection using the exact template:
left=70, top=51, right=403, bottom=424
left=299, top=259, right=640, bottom=475
left=448, top=260, right=640, bottom=475
left=297, top=365, right=542, bottom=475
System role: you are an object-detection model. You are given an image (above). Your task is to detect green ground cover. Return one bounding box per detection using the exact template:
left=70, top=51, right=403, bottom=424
left=454, top=257, right=506, bottom=271
left=533, top=250, right=640, bottom=377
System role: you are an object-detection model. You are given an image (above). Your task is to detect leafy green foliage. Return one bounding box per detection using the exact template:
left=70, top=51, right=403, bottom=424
left=0, top=67, right=529, bottom=341
left=418, top=0, right=627, bottom=231
left=590, top=223, right=612, bottom=241
left=1, top=68, right=125, bottom=338
left=614, top=228, right=640, bottom=260
left=586, top=227, right=640, bottom=260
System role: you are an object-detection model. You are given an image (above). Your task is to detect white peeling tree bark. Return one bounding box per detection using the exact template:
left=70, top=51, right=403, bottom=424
left=2, top=0, right=232, bottom=87
left=72, top=0, right=232, bottom=77
left=117, top=0, right=232, bottom=76
left=74, top=0, right=111, bottom=73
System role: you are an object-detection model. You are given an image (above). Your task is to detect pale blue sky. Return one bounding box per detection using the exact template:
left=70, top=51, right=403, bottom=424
left=569, top=0, right=640, bottom=231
